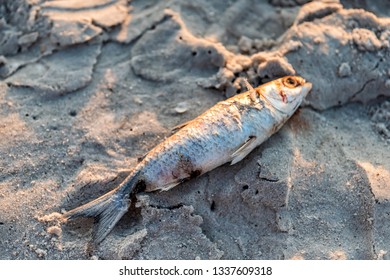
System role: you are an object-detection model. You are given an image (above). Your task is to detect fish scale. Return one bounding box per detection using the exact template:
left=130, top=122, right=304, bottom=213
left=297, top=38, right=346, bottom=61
left=63, top=76, right=312, bottom=244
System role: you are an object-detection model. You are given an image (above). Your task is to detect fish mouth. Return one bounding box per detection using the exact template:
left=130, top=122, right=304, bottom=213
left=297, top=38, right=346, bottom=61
left=303, top=82, right=312, bottom=94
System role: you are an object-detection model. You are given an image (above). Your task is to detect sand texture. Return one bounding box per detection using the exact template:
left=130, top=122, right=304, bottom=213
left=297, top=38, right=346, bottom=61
left=0, top=0, right=389, bottom=259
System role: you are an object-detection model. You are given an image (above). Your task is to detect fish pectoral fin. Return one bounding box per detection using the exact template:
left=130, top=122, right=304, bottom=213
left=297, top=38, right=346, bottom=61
left=159, top=180, right=181, bottom=192
left=230, top=136, right=258, bottom=165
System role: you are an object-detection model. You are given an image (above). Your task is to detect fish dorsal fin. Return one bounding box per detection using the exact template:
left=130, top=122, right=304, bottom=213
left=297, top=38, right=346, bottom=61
left=243, top=78, right=273, bottom=107
left=243, top=78, right=257, bottom=102
left=231, top=136, right=258, bottom=165
left=171, top=120, right=193, bottom=133
left=243, top=78, right=255, bottom=92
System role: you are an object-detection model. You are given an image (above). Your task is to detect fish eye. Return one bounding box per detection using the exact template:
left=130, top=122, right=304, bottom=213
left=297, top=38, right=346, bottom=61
left=283, top=77, right=299, bottom=88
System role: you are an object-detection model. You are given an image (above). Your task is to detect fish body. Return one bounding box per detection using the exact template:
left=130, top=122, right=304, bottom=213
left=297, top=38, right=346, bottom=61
left=64, top=76, right=312, bottom=243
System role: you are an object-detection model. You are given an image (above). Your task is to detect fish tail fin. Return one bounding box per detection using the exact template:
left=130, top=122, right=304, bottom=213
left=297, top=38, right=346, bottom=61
left=63, top=173, right=140, bottom=244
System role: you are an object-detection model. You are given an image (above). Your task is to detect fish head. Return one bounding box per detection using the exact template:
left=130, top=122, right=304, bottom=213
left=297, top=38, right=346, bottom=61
left=260, top=76, right=312, bottom=114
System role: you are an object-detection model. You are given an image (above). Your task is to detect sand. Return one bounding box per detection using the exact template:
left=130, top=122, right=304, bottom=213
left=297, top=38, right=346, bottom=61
left=0, top=0, right=389, bottom=260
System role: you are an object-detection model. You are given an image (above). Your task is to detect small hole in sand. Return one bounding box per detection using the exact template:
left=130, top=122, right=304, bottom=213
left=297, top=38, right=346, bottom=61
left=192, top=51, right=197, bottom=56
left=210, top=201, right=216, bottom=211
left=242, top=185, right=249, bottom=190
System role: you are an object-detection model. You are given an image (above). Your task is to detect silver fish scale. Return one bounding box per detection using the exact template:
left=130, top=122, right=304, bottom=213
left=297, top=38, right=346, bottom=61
left=138, top=97, right=275, bottom=192
left=62, top=76, right=312, bottom=244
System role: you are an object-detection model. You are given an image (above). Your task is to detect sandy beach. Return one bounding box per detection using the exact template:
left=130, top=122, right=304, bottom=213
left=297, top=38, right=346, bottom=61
left=0, top=0, right=389, bottom=259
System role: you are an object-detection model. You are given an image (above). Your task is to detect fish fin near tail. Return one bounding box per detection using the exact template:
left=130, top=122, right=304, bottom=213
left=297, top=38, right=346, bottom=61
left=63, top=173, right=141, bottom=244
left=63, top=189, right=129, bottom=244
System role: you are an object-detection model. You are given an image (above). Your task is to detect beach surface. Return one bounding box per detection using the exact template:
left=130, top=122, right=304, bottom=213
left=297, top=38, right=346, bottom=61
left=0, top=0, right=389, bottom=259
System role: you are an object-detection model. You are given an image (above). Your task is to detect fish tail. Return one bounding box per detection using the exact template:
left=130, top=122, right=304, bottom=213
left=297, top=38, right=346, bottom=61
left=63, top=171, right=141, bottom=244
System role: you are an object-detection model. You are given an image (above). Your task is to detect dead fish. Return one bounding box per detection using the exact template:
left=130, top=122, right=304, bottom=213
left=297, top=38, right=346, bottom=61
left=63, top=76, right=312, bottom=244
